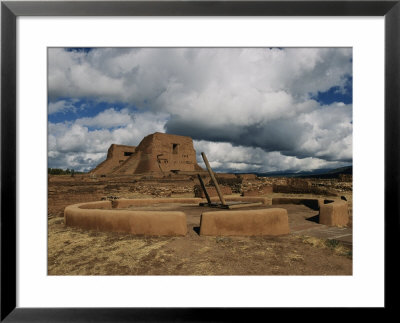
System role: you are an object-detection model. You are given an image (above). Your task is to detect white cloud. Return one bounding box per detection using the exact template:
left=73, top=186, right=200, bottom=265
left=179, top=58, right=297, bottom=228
left=48, top=99, right=77, bottom=114
left=74, top=108, right=134, bottom=128
left=48, top=48, right=352, bottom=107
left=48, top=110, right=168, bottom=171
left=193, top=140, right=347, bottom=173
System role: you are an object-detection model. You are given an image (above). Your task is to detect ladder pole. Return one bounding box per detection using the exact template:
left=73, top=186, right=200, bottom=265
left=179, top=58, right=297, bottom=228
left=201, top=152, right=226, bottom=205
left=197, top=174, right=212, bottom=204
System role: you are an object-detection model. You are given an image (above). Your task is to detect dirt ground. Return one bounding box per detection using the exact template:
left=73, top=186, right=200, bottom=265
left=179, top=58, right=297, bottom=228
left=48, top=175, right=352, bottom=275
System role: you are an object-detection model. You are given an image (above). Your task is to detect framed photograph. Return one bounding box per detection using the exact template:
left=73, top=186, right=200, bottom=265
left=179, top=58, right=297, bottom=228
left=2, top=0, right=399, bottom=320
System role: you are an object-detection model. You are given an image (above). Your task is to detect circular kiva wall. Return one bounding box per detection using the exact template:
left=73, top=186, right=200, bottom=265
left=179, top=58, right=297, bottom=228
left=198, top=196, right=290, bottom=236
left=64, top=199, right=197, bottom=236
left=199, top=208, right=290, bottom=236
left=64, top=197, right=290, bottom=237
left=271, top=197, right=349, bottom=227
left=64, top=196, right=348, bottom=237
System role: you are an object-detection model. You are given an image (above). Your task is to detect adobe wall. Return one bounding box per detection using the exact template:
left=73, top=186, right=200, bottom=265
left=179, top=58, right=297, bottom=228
left=271, top=197, right=349, bottom=226
left=113, top=150, right=143, bottom=174
left=207, top=196, right=271, bottom=205
left=64, top=200, right=187, bottom=236
left=272, top=197, right=323, bottom=211
left=319, top=200, right=349, bottom=227
left=64, top=197, right=276, bottom=237
left=112, top=198, right=202, bottom=208
left=138, top=132, right=202, bottom=173
left=199, top=208, right=289, bottom=236
left=90, top=144, right=136, bottom=175
left=112, top=132, right=204, bottom=175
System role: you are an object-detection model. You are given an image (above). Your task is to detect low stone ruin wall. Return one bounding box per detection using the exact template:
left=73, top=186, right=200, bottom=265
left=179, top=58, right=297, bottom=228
left=193, top=185, right=232, bottom=198
left=237, top=174, right=257, bottom=180
left=214, top=176, right=243, bottom=193
left=242, top=186, right=273, bottom=196
left=272, top=184, right=337, bottom=196
left=200, top=208, right=289, bottom=236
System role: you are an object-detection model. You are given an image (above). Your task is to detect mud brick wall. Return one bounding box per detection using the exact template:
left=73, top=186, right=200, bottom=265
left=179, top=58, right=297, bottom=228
left=193, top=184, right=232, bottom=198
left=319, top=200, right=349, bottom=227
left=93, top=132, right=204, bottom=175
left=64, top=200, right=188, bottom=236
left=200, top=208, right=289, bottom=236
left=142, top=132, right=202, bottom=173
left=90, top=144, right=136, bottom=175
left=271, top=197, right=349, bottom=227
left=272, top=184, right=337, bottom=196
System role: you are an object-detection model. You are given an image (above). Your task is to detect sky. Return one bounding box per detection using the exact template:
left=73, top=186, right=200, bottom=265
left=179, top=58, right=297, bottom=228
left=48, top=47, right=352, bottom=173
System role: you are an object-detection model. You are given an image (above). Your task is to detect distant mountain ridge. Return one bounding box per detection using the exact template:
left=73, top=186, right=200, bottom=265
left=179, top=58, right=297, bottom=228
left=252, top=165, right=352, bottom=178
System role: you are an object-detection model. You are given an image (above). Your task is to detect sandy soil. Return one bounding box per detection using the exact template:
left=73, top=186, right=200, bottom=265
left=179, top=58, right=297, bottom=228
left=48, top=175, right=352, bottom=275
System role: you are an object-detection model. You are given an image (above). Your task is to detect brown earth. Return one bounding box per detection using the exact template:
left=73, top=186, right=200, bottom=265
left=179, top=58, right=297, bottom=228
left=48, top=174, right=352, bottom=275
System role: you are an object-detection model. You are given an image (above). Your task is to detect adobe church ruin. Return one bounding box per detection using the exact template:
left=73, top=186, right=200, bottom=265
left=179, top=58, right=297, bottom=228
left=90, top=132, right=204, bottom=175
left=90, top=144, right=136, bottom=175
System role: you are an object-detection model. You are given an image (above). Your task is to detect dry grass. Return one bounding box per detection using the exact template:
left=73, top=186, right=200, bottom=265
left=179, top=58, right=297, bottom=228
left=48, top=217, right=170, bottom=275
left=49, top=216, right=352, bottom=275
left=300, top=236, right=352, bottom=258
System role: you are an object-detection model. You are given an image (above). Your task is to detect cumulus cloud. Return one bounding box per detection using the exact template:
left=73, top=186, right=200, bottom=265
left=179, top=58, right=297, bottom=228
left=48, top=99, right=78, bottom=114
left=166, top=101, right=352, bottom=162
left=48, top=47, right=352, bottom=172
left=48, top=48, right=352, bottom=106
left=48, top=110, right=168, bottom=171
left=74, top=108, right=135, bottom=129
left=193, top=140, right=347, bottom=173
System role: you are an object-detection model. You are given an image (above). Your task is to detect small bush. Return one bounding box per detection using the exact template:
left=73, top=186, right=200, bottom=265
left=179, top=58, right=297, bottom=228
left=48, top=168, right=82, bottom=175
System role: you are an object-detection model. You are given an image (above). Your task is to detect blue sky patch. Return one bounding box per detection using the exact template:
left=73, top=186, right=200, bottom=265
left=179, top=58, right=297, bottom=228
left=48, top=99, right=135, bottom=123
left=312, top=76, right=352, bottom=105
left=65, top=47, right=93, bottom=53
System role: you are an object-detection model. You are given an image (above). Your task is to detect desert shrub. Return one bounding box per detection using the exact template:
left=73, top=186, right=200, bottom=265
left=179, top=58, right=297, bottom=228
left=48, top=168, right=83, bottom=175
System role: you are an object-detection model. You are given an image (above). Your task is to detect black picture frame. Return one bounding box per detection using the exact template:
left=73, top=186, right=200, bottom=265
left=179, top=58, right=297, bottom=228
left=1, top=1, right=399, bottom=321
